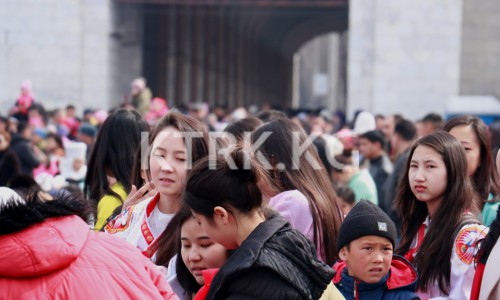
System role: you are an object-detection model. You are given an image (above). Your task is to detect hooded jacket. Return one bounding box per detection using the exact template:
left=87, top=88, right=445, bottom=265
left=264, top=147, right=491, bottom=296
left=332, top=255, right=419, bottom=300
left=205, top=214, right=334, bottom=300
left=0, top=190, right=178, bottom=300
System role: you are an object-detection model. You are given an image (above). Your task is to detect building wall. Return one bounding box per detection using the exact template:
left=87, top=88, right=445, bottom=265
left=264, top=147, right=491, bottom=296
left=296, top=32, right=347, bottom=112
left=460, top=0, right=500, bottom=99
left=109, top=3, right=143, bottom=106
left=348, top=0, right=463, bottom=120
left=0, top=0, right=113, bottom=114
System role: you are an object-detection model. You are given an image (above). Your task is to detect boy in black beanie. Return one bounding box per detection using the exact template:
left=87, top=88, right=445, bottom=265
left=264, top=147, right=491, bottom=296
left=332, top=200, right=420, bottom=300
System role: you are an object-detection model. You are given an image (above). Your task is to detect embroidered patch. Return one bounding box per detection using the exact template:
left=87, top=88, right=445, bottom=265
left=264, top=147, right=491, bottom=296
left=455, top=225, right=487, bottom=264
left=104, top=206, right=134, bottom=234
left=378, top=222, right=387, bottom=232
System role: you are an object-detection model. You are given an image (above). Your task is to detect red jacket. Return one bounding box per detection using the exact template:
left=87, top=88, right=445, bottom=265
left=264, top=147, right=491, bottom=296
left=0, top=215, right=178, bottom=300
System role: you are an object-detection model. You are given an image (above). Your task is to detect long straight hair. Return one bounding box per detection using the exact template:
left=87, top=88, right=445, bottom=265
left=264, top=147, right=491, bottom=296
left=395, top=131, right=479, bottom=295
left=251, top=119, right=343, bottom=265
left=443, top=115, right=500, bottom=206
left=84, top=109, right=150, bottom=209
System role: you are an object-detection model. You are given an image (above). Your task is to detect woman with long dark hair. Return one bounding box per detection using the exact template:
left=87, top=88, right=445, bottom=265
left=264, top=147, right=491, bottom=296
left=84, top=108, right=150, bottom=231
left=395, top=131, right=488, bottom=298
left=105, top=112, right=209, bottom=261
left=184, top=148, right=337, bottom=299
left=444, top=115, right=500, bottom=226
left=251, top=118, right=343, bottom=265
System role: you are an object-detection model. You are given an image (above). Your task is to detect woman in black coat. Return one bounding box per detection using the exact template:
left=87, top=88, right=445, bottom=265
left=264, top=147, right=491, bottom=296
left=184, top=149, right=335, bottom=299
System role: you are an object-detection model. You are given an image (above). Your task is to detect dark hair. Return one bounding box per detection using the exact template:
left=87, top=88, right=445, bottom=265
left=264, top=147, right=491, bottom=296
left=332, top=150, right=353, bottom=172
left=184, top=148, right=267, bottom=218
left=16, top=121, right=29, bottom=135
left=335, top=184, right=355, bottom=205
left=256, top=109, right=287, bottom=122
left=166, top=206, right=231, bottom=294
left=359, top=130, right=386, bottom=148
left=251, top=119, right=343, bottom=265
left=477, top=207, right=500, bottom=264
left=144, top=111, right=209, bottom=179
left=422, top=113, right=443, bottom=130
left=46, top=133, right=65, bottom=151
left=443, top=115, right=500, bottom=206
left=395, top=131, right=478, bottom=295
left=9, top=175, right=42, bottom=199
left=394, top=119, right=417, bottom=142
left=156, top=206, right=203, bottom=292
left=0, top=189, right=92, bottom=236
left=313, top=136, right=332, bottom=174
left=84, top=109, right=150, bottom=210
left=150, top=112, right=211, bottom=265
left=174, top=207, right=203, bottom=293
left=224, top=116, right=263, bottom=144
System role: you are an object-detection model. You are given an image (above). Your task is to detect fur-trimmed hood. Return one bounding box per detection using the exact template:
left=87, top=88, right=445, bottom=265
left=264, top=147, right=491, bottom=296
left=0, top=187, right=91, bottom=235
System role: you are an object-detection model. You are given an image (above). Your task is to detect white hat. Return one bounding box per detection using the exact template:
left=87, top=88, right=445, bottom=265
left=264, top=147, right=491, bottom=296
left=0, top=187, right=25, bottom=212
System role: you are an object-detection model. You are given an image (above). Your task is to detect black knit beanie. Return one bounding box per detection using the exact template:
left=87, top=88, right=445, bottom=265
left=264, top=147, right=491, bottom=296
left=337, top=200, right=397, bottom=250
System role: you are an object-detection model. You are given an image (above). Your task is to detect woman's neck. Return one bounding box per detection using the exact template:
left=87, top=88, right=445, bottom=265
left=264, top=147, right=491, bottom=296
left=426, top=199, right=441, bottom=219
left=157, top=194, right=181, bottom=214
left=236, top=210, right=265, bottom=246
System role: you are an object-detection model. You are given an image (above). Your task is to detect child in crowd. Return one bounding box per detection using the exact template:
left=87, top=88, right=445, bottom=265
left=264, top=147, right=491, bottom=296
left=105, top=112, right=209, bottom=261
left=444, top=115, right=500, bottom=226
left=395, top=131, right=489, bottom=299
left=333, top=200, right=419, bottom=300
left=334, top=184, right=356, bottom=216
left=184, top=148, right=339, bottom=299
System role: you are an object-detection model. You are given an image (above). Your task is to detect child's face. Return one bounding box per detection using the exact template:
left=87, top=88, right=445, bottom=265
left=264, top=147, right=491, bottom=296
left=180, top=218, right=228, bottom=285
left=149, top=127, right=188, bottom=200
left=408, top=145, right=447, bottom=207
left=339, top=235, right=393, bottom=284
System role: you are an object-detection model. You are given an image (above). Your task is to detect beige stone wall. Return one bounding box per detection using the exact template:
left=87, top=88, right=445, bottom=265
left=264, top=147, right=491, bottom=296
left=348, top=0, right=463, bottom=120
left=0, top=0, right=114, bottom=114
left=460, top=0, right=500, bottom=100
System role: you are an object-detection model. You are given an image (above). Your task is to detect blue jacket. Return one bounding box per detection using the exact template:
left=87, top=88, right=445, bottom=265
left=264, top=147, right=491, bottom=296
left=333, top=255, right=419, bottom=300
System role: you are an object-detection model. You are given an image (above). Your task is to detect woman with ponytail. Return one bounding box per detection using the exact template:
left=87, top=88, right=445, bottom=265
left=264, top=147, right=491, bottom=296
left=184, top=148, right=339, bottom=299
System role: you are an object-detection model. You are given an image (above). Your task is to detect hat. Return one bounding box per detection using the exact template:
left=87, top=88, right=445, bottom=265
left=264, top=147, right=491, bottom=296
left=337, top=200, right=397, bottom=250
left=78, top=123, right=97, bottom=137
left=0, top=187, right=25, bottom=212
left=353, top=111, right=376, bottom=135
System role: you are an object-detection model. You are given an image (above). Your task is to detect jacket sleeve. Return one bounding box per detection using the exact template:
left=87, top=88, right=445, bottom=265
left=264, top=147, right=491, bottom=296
left=222, top=267, right=304, bottom=300
left=446, top=224, right=488, bottom=300
left=144, top=258, right=180, bottom=300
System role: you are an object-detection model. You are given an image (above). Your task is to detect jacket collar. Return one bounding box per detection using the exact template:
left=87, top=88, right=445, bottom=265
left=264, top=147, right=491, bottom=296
left=333, top=255, right=418, bottom=291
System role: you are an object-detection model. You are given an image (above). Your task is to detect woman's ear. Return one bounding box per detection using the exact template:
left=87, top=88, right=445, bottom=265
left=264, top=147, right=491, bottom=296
left=213, top=206, right=229, bottom=225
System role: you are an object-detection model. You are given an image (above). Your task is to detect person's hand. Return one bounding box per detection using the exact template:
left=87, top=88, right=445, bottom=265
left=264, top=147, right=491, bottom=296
left=122, top=182, right=156, bottom=212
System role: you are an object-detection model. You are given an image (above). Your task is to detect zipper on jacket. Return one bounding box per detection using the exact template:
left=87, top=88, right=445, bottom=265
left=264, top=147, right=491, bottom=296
left=354, top=279, right=359, bottom=300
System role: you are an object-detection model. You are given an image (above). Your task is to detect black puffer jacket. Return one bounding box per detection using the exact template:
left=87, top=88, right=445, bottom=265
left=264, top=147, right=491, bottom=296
left=206, top=214, right=334, bottom=300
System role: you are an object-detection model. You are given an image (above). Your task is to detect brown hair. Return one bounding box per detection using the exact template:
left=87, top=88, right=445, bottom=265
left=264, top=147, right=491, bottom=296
left=443, top=115, right=500, bottom=206
left=251, top=118, right=343, bottom=265
left=151, top=111, right=210, bottom=266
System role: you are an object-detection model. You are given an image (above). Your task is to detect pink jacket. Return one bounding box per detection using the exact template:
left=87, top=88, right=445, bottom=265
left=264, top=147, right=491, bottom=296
left=0, top=215, right=178, bottom=300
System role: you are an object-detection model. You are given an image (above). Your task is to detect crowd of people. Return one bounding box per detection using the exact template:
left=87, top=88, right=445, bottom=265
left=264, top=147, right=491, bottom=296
left=1, top=78, right=500, bottom=299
